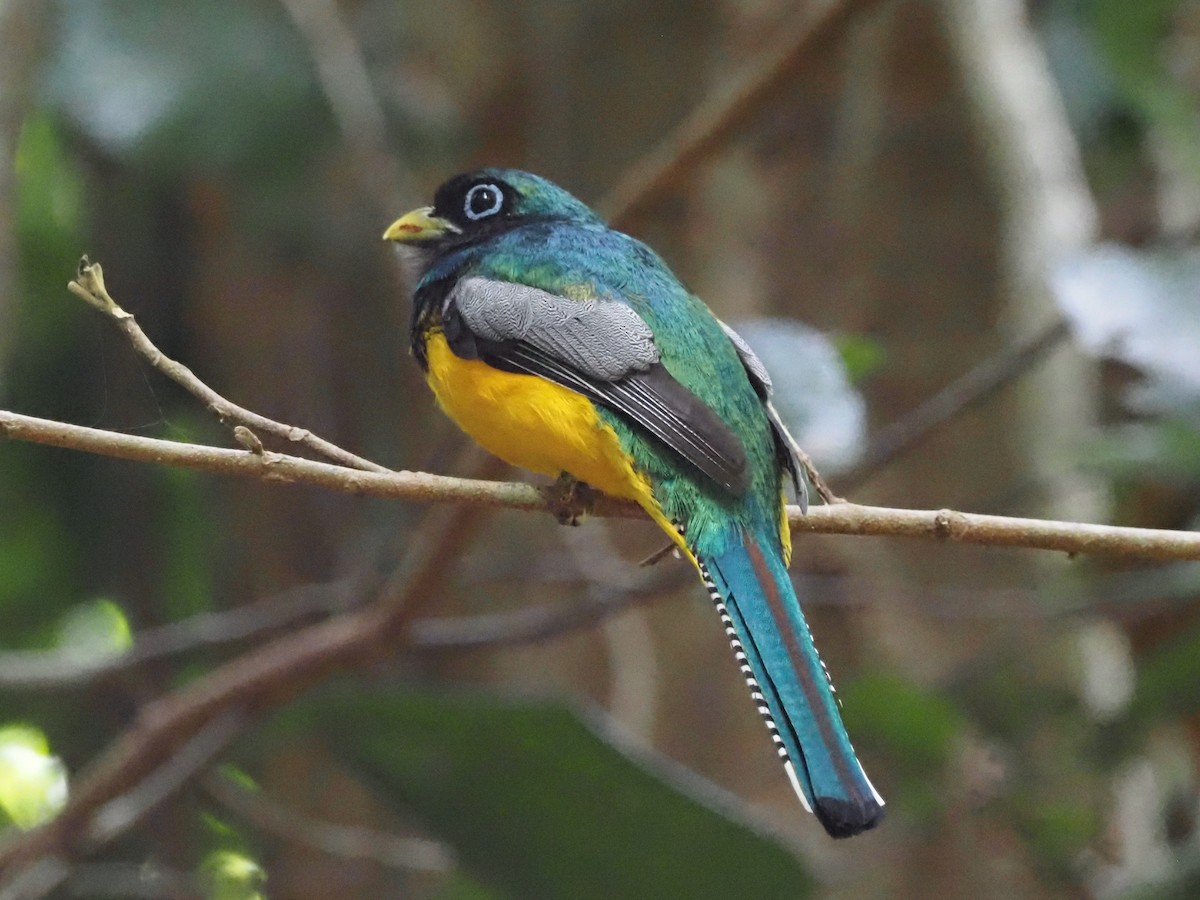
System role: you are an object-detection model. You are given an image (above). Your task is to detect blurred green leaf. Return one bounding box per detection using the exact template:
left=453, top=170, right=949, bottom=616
left=1129, top=620, right=1200, bottom=727
left=160, top=461, right=217, bottom=621
left=0, top=503, right=68, bottom=641
left=200, top=849, right=267, bottom=900
left=0, top=723, right=68, bottom=830
left=44, top=0, right=332, bottom=179
left=297, top=687, right=814, bottom=900
left=433, top=872, right=509, bottom=900
left=833, top=333, right=887, bottom=384
left=1080, top=421, right=1200, bottom=484
left=1014, top=795, right=1098, bottom=874
left=14, top=114, right=84, bottom=254
left=12, top=112, right=88, bottom=368
left=1091, top=0, right=1200, bottom=174
left=55, top=598, right=132, bottom=661
left=841, top=672, right=962, bottom=775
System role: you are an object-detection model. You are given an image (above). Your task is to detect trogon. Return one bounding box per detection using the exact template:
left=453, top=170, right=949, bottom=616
left=384, top=169, right=883, bottom=838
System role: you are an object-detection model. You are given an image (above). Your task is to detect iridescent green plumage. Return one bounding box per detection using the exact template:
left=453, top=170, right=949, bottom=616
left=386, top=168, right=884, bottom=837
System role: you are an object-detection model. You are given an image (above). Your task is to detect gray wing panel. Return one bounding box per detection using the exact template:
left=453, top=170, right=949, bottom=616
left=451, top=277, right=659, bottom=380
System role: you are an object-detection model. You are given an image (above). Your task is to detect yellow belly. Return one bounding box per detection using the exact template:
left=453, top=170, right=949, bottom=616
left=424, top=331, right=653, bottom=505
left=422, top=330, right=784, bottom=567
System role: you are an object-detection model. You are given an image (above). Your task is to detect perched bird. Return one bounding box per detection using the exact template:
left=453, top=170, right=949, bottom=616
left=384, top=169, right=884, bottom=837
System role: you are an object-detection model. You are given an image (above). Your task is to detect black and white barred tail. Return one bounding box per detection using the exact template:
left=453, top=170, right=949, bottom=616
left=698, top=559, right=812, bottom=812
left=695, top=526, right=884, bottom=838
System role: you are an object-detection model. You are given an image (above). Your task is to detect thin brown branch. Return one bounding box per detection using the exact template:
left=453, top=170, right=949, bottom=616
left=85, top=711, right=247, bottom=848
left=785, top=504, right=1200, bottom=560
left=68, top=258, right=390, bottom=474
left=3, top=406, right=1200, bottom=561
left=600, top=0, right=887, bottom=228
left=205, top=773, right=454, bottom=874
left=0, top=408, right=581, bottom=514
left=412, top=568, right=688, bottom=653
left=0, top=568, right=680, bottom=692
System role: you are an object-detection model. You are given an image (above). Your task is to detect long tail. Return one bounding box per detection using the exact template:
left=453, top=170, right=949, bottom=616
left=698, top=525, right=884, bottom=838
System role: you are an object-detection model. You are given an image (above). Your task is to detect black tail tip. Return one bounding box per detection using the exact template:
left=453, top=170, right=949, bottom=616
left=814, top=796, right=885, bottom=839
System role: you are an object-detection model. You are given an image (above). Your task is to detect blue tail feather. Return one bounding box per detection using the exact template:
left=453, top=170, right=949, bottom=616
left=700, top=526, right=883, bottom=838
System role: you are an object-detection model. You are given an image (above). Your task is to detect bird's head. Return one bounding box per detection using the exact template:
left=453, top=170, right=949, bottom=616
left=383, top=169, right=599, bottom=260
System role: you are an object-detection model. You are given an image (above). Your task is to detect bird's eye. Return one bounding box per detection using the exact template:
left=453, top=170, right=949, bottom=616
left=464, top=183, right=504, bottom=221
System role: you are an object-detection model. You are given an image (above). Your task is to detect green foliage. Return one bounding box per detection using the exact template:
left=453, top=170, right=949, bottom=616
left=0, top=724, right=68, bottom=830
left=1129, top=620, right=1200, bottom=728
left=288, top=686, right=814, bottom=900
left=55, top=598, right=132, bottom=660
left=1082, top=421, right=1200, bottom=486
left=1, top=114, right=88, bottom=645
left=833, top=333, right=888, bottom=384
left=1013, top=794, right=1098, bottom=875
left=1090, top=0, right=1200, bottom=174
left=842, top=672, right=962, bottom=773
left=200, top=849, right=267, bottom=900
left=840, top=673, right=962, bottom=825
left=43, top=0, right=333, bottom=181
left=433, top=872, right=510, bottom=900
left=159, top=459, right=218, bottom=622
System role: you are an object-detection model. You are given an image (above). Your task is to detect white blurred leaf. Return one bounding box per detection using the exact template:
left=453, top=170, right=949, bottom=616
left=1052, top=244, right=1200, bottom=414
left=0, top=725, right=68, bottom=830
left=727, top=319, right=867, bottom=473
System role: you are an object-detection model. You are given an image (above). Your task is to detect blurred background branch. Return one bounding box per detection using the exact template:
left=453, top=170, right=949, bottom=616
left=204, top=771, right=455, bottom=874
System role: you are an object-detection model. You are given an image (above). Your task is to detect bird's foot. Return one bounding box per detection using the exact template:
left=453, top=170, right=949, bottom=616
left=542, top=473, right=597, bottom=526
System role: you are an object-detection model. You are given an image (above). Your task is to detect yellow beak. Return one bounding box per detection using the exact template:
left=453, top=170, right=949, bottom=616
left=382, top=206, right=458, bottom=243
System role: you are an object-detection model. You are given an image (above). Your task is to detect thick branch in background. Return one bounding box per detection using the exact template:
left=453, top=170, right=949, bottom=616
left=278, top=0, right=411, bottom=217
left=0, top=496, right=487, bottom=876
left=939, top=0, right=1102, bottom=522
left=68, top=259, right=390, bottom=474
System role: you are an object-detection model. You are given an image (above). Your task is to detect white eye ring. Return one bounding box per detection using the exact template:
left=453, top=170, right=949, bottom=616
left=464, top=183, right=504, bottom=221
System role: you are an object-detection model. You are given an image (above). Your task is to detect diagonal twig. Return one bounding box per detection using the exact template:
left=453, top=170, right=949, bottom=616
left=204, top=773, right=454, bottom=874
left=839, top=318, right=1073, bottom=491
left=601, top=0, right=888, bottom=228
left=68, top=257, right=391, bottom=474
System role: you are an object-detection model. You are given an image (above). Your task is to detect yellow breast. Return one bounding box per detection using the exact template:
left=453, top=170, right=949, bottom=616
left=423, top=331, right=652, bottom=504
